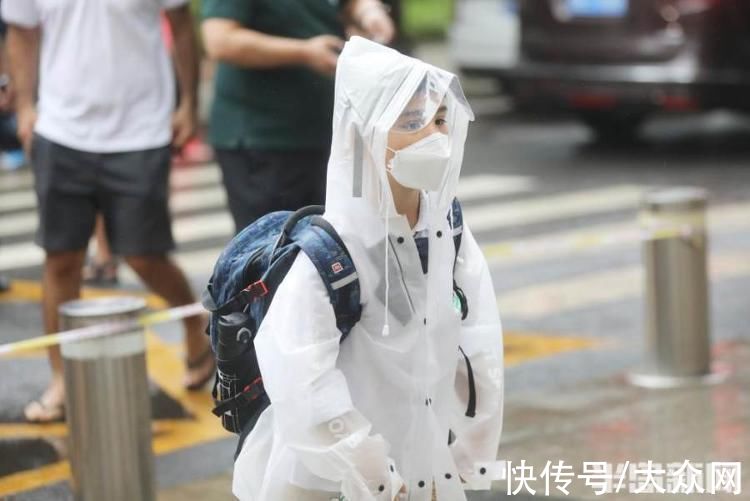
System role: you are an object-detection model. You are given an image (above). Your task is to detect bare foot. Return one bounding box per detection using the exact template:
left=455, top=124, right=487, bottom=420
left=184, top=328, right=215, bottom=390
left=24, top=377, right=66, bottom=423
left=184, top=348, right=215, bottom=390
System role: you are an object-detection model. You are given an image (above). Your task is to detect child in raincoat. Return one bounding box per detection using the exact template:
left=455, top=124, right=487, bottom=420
left=232, top=37, right=504, bottom=501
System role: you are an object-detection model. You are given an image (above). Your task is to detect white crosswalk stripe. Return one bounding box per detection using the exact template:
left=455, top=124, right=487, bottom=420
left=463, top=185, right=644, bottom=232
left=1, top=170, right=601, bottom=243
left=0, top=211, right=35, bottom=239
left=0, top=184, right=229, bottom=239
left=0, top=191, right=36, bottom=212
left=0, top=169, right=33, bottom=192
left=0, top=164, right=225, bottom=213
left=1, top=167, right=540, bottom=271
left=170, top=186, right=228, bottom=214
left=1, top=167, right=535, bottom=240
left=0, top=162, right=224, bottom=194
left=483, top=202, right=750, bottom=266
left=0, top=168, right=616, bottom=272
left=497, top=249, right=750, bottom=320
left=2, top=163, right=748, bottom=323
left=130, top=198, right=750, bottom=277
left=170, top=163, right=223, bottom=189
left=455, top=174, right=534, bottom=201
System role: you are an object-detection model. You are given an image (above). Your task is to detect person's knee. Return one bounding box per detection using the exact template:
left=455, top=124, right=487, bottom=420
left=45, top=251, right=86, bottom=280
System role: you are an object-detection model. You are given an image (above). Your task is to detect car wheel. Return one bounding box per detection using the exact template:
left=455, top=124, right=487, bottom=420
left=579, top=111, right=647, bottom=143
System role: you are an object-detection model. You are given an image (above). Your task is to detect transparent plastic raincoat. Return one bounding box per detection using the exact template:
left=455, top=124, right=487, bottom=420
left=233, top=37, right=504, bottom=501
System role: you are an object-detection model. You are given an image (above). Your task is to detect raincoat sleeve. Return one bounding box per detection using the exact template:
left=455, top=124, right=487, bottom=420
left=449, top=222, right=504, bottom=490
left=253, top=253, right=403, bottom=500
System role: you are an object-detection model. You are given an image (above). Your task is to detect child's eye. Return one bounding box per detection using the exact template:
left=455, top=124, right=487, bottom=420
left=435, top=118, right=446, bottom=126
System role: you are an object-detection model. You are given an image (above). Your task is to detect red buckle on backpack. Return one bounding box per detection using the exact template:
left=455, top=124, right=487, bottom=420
left=244, top=280, right=269, bottom=298
left=243, top=376, right=263, bottom=393
left=242, top=377, right=264, bottom=401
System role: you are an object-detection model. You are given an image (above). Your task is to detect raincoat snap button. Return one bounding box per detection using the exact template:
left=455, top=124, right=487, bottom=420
left=418, top=480, right=425, bottom=488
left=390, top=465, right=395, bottom=472
left=437, top=231, right=443, bottom=238
left=378, top=485, right=385, bottom=492
left=480, top=467, right=487, bottom=475
left=445, top=473, right=452, bottom=479
left=397, top=236, right=404, bottom=244
left=423, top=318, right=427, bottom=325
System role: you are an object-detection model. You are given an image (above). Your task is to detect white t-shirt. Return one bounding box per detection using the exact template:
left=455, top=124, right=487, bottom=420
left=2, top=0, right=187, bottom=153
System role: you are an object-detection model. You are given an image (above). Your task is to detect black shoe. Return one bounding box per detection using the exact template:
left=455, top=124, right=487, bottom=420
left=0, top=276, right=9, bottom=292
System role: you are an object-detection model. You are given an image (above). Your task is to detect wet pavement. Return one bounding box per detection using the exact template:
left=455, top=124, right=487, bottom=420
left=158, top=340, right=750, bottom=500
left=3, top=44, right=750, bottom=498
left=10, top=336, right=741, bottom=501
left=498, top=340, right=749, bottom=500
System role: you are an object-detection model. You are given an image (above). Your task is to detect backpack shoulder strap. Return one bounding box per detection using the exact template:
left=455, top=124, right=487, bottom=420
left=294, top=216, right=362, bottom=341
left=450, top=198, right=469, bottom=320
left=450, top=197, right=463, bottom=259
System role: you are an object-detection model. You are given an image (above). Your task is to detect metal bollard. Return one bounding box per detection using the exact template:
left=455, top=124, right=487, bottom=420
left=628, top=187, right=726, bottom=389
left=60, top=297, right=155, bottom=501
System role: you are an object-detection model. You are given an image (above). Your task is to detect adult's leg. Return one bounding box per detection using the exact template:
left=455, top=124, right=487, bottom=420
left=25, top=134, right=97, bottom=421
left=101, top=145, right=211, bottom=389
left=123, top=255, right=211, bottom=388
left=214, top=148, right=282, bottom=233
left=215, top=147, right=330, bottom=232
left=92, top=216, right=114, bottom=268
left=275, top=148, right=329, bottom=210
left=24, top=249, right=87, bottom=420
left=83, top=215, right=118, bottom=284
left=302, top=148, right=329, bottom=208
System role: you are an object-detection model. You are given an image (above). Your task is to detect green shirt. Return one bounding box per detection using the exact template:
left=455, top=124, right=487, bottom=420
left=202, top=0, right=346, bottom=150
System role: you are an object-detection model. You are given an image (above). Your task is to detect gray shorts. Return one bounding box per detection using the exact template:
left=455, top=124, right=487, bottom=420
left=31, top=133, right=175, bottom=255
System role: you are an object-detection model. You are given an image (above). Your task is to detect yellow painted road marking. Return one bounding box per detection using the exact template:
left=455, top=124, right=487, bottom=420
left=0, top=462, right=71, bottom=497
left=0, top=332, right=229, bottom=497
left=0, top=423, right=68, bottom=439
left=0, top=328, right=601, bottom=496
left=0, top=420, right=185, bottom=441
left=0, top=282, right=600, bottom=496
left=0, top=279, right=168, bottom=310
left=503, top=331, right=599, bottom=367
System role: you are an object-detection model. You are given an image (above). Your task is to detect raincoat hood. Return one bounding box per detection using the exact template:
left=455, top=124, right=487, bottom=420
left=326, top=36, right=474, bottom=242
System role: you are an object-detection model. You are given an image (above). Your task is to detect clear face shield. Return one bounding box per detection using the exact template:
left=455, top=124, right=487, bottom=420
left=386, top=71, right=474, bottom=209
left=390, top=76, right=450, bottom=135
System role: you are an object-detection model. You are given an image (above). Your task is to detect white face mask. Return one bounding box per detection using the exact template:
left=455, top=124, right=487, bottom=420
left=386, top=132, right=452, bottom=192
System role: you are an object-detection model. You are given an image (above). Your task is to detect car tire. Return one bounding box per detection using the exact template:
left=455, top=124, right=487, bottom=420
left=579, top=111, right=647, bottom=143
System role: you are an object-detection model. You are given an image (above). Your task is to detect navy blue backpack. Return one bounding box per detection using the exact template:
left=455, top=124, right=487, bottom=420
left=202, top=205, right=362, bottom=436
left=202, top=201, right=465, bottom=442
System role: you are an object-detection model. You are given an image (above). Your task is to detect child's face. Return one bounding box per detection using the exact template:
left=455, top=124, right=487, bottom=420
left=385, top=98, right=449, bottom=168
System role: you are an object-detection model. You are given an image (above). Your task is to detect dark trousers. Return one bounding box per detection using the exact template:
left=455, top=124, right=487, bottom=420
left=215, top=147, right=329, bottom=233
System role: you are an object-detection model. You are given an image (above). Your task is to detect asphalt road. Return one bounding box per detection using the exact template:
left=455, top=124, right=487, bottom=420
left=467, top=107, right=750, bottom=394
left=2, top=101, right=750, bottom=499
